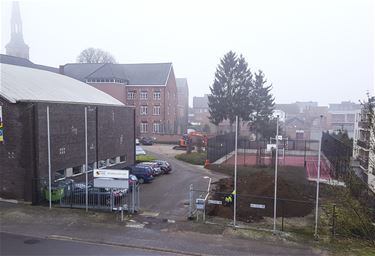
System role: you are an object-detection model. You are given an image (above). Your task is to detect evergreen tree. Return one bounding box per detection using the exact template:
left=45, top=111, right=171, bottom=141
left=249, top=70, right=275, bottom=139
left=208, top=51, right=253, bottom=129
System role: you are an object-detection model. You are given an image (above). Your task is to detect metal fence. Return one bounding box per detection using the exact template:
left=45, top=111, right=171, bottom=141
left=207, top=134, right=320, bottom=168
left=188, top=185, right=315, bottom=233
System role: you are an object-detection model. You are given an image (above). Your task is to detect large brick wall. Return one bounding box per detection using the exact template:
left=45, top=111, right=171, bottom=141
left=0, top=99, right=135, bottom=203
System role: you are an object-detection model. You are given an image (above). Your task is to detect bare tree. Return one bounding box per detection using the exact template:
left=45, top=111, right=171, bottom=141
left=77, top=47, right=116, bottom=63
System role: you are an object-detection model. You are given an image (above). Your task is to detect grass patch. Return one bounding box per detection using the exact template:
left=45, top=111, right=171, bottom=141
left=175, top=152, right=207, bottom=165
left=136, top=154, right=157, bottom=162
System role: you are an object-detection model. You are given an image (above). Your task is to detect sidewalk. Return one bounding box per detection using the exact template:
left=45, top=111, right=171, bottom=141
left=0, top=201, right=326, bottom=255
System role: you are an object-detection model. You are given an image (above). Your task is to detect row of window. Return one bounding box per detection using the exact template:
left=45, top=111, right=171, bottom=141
left=87, top=78, right=126, bottom=84
left=54, top=155, right=127, bottom=181
left=140, top=122, right=162, bottom=134
left=128, top=91, right=161, bottom=100
left=140, top=106, right=160, bottom=115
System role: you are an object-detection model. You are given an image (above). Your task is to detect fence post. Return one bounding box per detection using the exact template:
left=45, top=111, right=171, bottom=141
left=188, top=184, right=193, bottom=219
left=332, top=204, right=336, bottom=238
left=132, top=183, right=135, bottom=213
left=137, top=184, right=140, bottom=212
left=281, top=200, right=284, bottom=232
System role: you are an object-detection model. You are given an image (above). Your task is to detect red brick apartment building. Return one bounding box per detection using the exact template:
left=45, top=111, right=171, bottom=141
left=60, top=63, right=178, bottom=137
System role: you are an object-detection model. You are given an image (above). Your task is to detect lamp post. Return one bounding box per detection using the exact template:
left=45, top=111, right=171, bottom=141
left=314, top=115, right=323, bottom=239
left=273, top=115, right=279, bottom=233
left=234, top=115, right=238, bottom=227
left=203, top=176, right=212, bottom=222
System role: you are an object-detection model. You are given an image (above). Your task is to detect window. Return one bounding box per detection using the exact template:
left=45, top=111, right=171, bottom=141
left=140, top=91, right=148, bottom=100
left=127, top=91, right=136, bottom=100
left=73, top=166, right=83, bottom=175
left=153, top=91, right=161, bottom=100
left=55, top=170, right=65, bottom=180
left=140, top=122, right=148, bottom=133
left=153, top=122, right=161, bottom=133
left=153, top=106, right=160, bottom=115
left=140, top=106, right=148, bottom=115
left=120, top=155, right=127, bottom=162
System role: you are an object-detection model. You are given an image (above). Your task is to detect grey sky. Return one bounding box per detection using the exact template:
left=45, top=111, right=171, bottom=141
left=1, top=0, right=374, bottom=106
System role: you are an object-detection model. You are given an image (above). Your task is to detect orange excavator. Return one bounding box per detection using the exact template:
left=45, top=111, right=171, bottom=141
left=173, top=131, right=208, bottom=150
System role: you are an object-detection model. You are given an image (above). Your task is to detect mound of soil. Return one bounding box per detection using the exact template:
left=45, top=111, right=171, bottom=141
left=207, top=171, right=314, bottom=222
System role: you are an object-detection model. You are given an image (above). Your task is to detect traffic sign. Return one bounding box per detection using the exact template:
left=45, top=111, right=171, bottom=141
left=208, top=199, right=222, bottom=205
left=250, top=203, right=266, bottom=209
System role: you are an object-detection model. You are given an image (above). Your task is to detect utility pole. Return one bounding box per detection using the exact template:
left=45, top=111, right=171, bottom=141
left=273, top=115, right=279, bottom=233
left=314, top=115, right=323, bottom=238
left=233, top=115, right=238, bottom=227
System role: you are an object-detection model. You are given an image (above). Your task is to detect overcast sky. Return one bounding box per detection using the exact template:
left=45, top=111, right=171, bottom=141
left=1, top=0, right=374, bottom=106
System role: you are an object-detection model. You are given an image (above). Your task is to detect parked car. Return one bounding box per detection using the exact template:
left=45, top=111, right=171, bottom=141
left=136, top=138, right=140, bottom=145
left=136, top=145, right=146, bottom=155
left=138, top=162, right=162, bottom=176
left=151, top=160, right=172, bottom=174
left=124, top=165, right=154, bottom=184
left=140, top=137, right=154, bottom=145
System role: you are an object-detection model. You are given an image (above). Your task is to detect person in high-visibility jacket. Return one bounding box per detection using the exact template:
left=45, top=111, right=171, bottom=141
left=224, top=190, right=235, bottom=206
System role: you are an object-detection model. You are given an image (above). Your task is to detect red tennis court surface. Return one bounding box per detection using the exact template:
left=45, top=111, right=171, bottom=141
left=224, top=154, right=332, bottom=181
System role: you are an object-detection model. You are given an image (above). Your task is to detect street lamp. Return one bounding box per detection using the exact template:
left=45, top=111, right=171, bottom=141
left=273, top=115, right=279, bottom=233
left=203, top=176, right=212, bottom=222
left=203, top=176, right=212, bottom=193
left=314, top=115, right=323, bottom=239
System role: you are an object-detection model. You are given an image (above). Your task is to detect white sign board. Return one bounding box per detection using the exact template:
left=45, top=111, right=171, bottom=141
left=208, top=200, right=222, bottom=205
left=93, top=169, right=129, bottom=179
left=266, top=144, right=276, bottom=152
left=94, top=178, right=129, bottom=189
left=250, top=203, right=266, bottom=209
left=277, top=135, right=283, bottom=140
left=196, top=198, right=205, bottom=210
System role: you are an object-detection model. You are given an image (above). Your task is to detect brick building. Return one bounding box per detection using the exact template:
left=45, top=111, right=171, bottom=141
left=60, top=63, right=178, bottom=137
left=0, top=63, right=135, bottom=203
left=176, top=78, right=189, bottom=134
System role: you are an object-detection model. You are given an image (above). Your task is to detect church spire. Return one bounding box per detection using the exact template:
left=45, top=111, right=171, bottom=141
left=5, top=1, right=30, bottom=60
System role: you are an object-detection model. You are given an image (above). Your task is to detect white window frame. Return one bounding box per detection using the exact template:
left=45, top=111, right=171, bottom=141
left=153, top=106, right=160, bottom=116
left=153, top=123, right=161, bottom=133
left=127, top=91, right=135, bottom=100
left=140, top=122, right=148, bottom=133
left=140, top=91, right=148, bottom=100
left=140, top=106, right=148, bottom=115
left=153, top=91, right=161, bottom=100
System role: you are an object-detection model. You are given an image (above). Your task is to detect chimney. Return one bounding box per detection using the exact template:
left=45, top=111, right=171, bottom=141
left=59, top=65, right=64, bottom=75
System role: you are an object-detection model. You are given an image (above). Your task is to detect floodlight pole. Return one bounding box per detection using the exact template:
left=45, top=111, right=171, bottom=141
left=47, top=106, right=52, bottom=209
left=273, top=115, right=279, bottom=233
left=85, top=107, right=88, bottom=212
left=234, top=115, right=238, bottom=227
left=314, top=115, right=323, bottom=238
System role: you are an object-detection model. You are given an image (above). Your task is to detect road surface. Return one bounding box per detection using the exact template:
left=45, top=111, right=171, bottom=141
left=139, top=144, right=226, bottom=220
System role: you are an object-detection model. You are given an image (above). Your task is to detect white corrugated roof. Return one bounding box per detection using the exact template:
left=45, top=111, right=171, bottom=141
left=0, top=63, right=124, bottom=106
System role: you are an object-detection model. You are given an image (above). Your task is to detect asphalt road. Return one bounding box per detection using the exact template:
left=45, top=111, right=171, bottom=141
left=139, top=144, right=226, bottom=220
left=0, top=232, right=182, bottom=256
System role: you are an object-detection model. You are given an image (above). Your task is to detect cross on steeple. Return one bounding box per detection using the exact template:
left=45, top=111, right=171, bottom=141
left=5, top=1, right=29, bottom=59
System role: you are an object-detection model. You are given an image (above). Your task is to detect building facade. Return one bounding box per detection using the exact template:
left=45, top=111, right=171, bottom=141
left=353, top=100, right=375, bottom=192
left=176, top=78, right=189, bottom=134
left=60, top=63, right=178, bottom=137
left=0, top=64, right=135, bottom=203
left=328, top=101, right=361, bottom=138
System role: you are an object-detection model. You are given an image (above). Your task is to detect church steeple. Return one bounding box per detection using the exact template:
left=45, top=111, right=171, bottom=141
left=5, top=1, right=29, bottom=60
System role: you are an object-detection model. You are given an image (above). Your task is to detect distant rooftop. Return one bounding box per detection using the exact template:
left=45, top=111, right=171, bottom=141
left=0, top=63, right=124, bottom=106
left=62, top=62, right=173, bottom=86
left=193, top=94, right=209, bottom=109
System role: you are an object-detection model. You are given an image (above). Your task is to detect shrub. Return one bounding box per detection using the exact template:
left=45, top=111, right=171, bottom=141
left=175, top=152, right=207, bottom=165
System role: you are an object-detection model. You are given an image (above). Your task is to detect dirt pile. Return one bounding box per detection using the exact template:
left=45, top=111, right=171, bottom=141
left=207, top=171, right=314, bottom=222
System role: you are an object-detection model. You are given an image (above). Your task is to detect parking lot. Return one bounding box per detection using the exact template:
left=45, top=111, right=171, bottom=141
left=138, top=144, right=227, bottom=220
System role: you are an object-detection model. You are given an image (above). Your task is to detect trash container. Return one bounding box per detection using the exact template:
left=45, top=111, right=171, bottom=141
left=44, top=186, right=64, bottom=202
